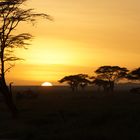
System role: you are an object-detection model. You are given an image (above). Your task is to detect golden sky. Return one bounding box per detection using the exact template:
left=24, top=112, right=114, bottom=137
left=6, top=0, right=140, bottom=85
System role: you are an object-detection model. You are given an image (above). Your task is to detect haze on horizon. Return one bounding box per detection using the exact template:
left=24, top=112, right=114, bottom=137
left=6, top=0, right=140, bottom=85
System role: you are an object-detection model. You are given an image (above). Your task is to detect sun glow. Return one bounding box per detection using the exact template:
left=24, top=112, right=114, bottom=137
left=41, top=82, right=53, bottom=86
left=6, top=0, right=140, bottom=86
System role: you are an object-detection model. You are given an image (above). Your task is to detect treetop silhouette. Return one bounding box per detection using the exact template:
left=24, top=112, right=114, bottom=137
left=95, top=66, right=129, bottom=92
left=59, top=74, right=90, bottom=92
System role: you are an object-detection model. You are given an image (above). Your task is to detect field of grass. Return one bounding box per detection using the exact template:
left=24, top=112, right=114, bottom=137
left=0, top=86, right=140, bottom=140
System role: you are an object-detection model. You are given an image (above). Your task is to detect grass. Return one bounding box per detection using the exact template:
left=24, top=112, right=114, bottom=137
left=0, top=86, right=140, bottom=139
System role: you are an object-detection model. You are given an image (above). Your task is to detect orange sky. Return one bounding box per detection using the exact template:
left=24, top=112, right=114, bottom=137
left=6, top=0, right=140, bottom=85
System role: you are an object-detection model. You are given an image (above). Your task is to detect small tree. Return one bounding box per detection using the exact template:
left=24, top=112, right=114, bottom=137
left=59, top=74, right=90, bottom=92
left=95, top=66, right=129, bottom=92
left=0, top=0, right=51, bottom=117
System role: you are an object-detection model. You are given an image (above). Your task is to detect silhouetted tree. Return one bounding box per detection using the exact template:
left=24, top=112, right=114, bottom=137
left=59, top=75, right=78, bottom=92
left=59, top=74, right=90, bottom=92
left=92, top=78, right=110, bottom=92
left=0, top=0, right=51, bottom=117
left=127, top=67, right=140, bottom=81
left=95, top=66, right=129, bottom=92
left=78, top=74, right=91, bottom=90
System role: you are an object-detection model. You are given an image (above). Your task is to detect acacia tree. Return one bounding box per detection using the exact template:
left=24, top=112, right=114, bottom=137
left=0, top=0, right=51, bottom=117
left=95, top=66, right=129, bottom=92
left=59, top=74, right=90, bottom=92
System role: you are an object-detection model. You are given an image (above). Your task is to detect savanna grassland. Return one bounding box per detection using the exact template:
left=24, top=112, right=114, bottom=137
left=0, top=86, right=140, bottom=140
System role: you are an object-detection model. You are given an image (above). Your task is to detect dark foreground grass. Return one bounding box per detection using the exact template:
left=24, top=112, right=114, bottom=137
left=0, top=87, right=140, bottom=140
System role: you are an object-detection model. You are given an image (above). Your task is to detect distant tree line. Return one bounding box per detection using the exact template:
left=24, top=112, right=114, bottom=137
left=59, top=66, right=140, bottom=92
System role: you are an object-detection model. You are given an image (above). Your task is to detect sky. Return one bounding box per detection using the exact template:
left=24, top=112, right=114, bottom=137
left=6, top=0, right=140, bottom=85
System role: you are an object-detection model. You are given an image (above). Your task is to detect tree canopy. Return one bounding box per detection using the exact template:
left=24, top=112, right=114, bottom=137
left=59, top=74, right=90, bottom=92
left=95, top=66, right=129, bottom=91
left=95, top=66, right=129, bottom=82
left=0, top=0, right=51, bottom=72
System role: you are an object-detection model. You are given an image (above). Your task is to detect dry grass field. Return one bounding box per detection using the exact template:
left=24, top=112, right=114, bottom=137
left=0, top=86, right=140, bottom=140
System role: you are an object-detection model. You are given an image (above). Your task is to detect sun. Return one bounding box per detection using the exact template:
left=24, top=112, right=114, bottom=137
left=41, top=82, right=53, bottom=86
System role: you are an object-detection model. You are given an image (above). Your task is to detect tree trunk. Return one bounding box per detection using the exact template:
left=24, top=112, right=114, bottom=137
left=0, top=50, right=18, bottom=118
left=0, top=79, right=18, bottom=118
left=109, top=81, right=114, bottom=92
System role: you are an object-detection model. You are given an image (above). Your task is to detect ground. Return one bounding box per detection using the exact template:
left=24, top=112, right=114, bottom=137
left=0, top=86, right=140, bottom=140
